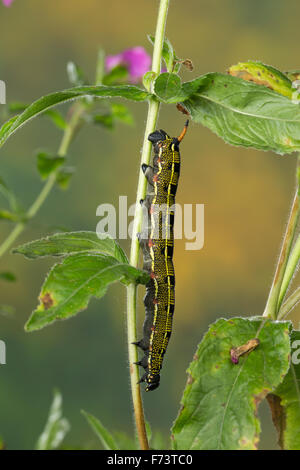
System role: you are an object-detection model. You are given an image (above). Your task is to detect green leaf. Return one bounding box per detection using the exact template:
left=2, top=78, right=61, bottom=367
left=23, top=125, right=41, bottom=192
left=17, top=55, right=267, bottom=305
left=171, top=317, right=291, bottom=450
left=0, top=304, right=15, bottom=317
left=56, top=167, right=75, bottom=190
left=143, top=71, right=157, bottom=92
left=113, top=432, right=137, bottom=450
left=181, top=73, right=300, bottom=155
left=93, top=103, right=134, bottom=129
left=161, top=38, right=175, bottom=72
left=36, top=152, right=65, bottom=180
left=148, top=35, right=175, bottom=73
left=23, top=252, right=148, bottom=331
left=0, top=85, right=151, bottom=149
left=93, top=113, right=114, bottom=129
left=228, top=61, right=296, bottom=99
left=0, top=116, right=18, bottom=139
left=9, top=102, right=67, bottom=130
left=0, top=271, right=16, bottom=282
left=36, top=390, right=70, bottom=450
left=154, top=73, right=187, bottom=103
left=285, top=70, right=300, bottom=81
left=103, top=65, right=128, bottom=85
left=111, top=103, right=134, bottom=126
left=8, top=102, right=28, bottom=113
left=81, top=415, right=153, bottom=450
left=151, top=431, right=168, bottom=450
left=45, top=110, right=67, bottom=130
left=267, top=330, right=300, bottom=450
left=67, top=62, right=86, bottom=87
left=0, top=209, right=19, bottom=222
left=14, top=231, right=128, bottom=263
left=0, top=176, right=10, bottom=198
left=81, top=410, right=118, bottom=450
left=0, top=176, right=18, bottom=212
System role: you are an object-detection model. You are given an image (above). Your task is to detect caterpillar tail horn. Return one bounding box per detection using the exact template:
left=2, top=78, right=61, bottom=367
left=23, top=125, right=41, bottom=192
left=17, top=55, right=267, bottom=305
left=177, top=120, right=189, bottom=143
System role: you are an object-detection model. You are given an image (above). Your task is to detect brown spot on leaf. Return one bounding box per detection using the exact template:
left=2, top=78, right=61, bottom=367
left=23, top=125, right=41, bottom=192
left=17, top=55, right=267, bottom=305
left=229, top=69, right=274, bottom=90
left=40, top=292, right=54, bottom=310
left=238, top=435, right=259, bottom=450
left=283, top=137, right=292, bottom=147
left=187, top=374, right=194, bottom=385
left=193, top=353, right=199, bottom=360
left=266, top=393, right=285, bottom=449
left=253, top=436, right=259, bottom=450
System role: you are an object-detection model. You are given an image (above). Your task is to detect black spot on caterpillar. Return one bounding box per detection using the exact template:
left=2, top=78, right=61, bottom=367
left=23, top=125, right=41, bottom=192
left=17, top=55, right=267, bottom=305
left=135, top=120, right=189, bottom=392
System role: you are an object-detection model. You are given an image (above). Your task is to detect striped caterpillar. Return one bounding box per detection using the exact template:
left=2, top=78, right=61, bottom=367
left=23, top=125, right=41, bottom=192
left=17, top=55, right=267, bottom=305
left=134, top=121, right=189, bottom=391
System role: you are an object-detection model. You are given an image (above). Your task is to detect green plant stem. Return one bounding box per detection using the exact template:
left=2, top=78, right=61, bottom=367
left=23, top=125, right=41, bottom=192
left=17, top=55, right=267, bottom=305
left=263, top=158, right=300, bottom=319
left=126, top=0, right=170, bottom=451
left=278, top=234, right=300, bottom=310
left=278, top=286, right=300, bottom=320
left=0, top=103, right=84, bottom=259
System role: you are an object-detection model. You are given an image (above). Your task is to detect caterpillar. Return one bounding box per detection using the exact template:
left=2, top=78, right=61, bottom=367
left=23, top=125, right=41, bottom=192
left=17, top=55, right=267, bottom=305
left=134, top=121, right=189, bottom=392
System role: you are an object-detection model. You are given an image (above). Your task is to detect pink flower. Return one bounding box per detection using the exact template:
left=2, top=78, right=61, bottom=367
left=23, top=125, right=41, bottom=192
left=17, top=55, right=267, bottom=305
left=2, top=0, right=14, bottom=6
left=106, top=47, right=151, bottom=82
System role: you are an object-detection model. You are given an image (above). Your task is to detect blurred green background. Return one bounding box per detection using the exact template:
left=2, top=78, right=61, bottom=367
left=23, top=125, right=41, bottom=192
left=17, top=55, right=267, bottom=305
left=0, top=0, right=300, bottom=450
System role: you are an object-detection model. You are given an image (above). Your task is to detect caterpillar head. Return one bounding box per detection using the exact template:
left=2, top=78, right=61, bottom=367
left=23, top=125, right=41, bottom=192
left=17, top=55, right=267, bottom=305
left=145, top=373, right=160, bottom=392
left=148, top=129, right=171, bottom=153
left=148, top=129, right=169, bottom=144
left=148, top=121, right=188, bottom=153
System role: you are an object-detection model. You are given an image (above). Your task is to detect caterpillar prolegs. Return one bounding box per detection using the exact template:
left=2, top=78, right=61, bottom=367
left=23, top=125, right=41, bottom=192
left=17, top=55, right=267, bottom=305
left=134, top=121, right=189, bottom=392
